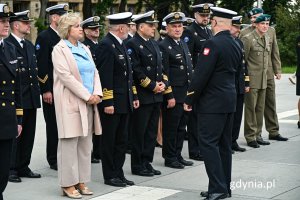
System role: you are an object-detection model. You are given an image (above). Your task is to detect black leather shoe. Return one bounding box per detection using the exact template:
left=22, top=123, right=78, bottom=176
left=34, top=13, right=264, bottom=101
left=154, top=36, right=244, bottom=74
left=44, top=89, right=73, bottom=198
left=200, top=191, right=208, bottom=197
left=189, top=154, right=204, bottom=161
left=165, top=161, right=185, bottom=169
left=204, top=193, right=228, bottom=200
left=120, top=177, right=135, bottom=186
left=298, top=121, right=300, bottom=129
left=91, top=157, right=100, bottom=163
left=232, top=144, right=246, bottom=152
left=132, top=169, right=154, bottom=177
left=8, top=174, right=21, bottom=183
left=256, top=138, right=270, bottom=145
left=19, top=171, right=41, bottom=178
left=145, top=163, right=161, bottom=175
left=178, top=159, right=194, bottom=166
left=104, top=178, right=126, bottom=187
left=50, top=164, right=58, bottom=171
left=269, top=134, right=288, bottom=141
left=247, top=141, right=260, bottom=148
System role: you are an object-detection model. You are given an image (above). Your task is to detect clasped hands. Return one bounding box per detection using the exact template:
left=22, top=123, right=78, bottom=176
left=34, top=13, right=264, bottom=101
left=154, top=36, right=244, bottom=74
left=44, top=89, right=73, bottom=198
left=87, top=95, right=101, bottom=105
left=153, top=81, right=166, bottom=94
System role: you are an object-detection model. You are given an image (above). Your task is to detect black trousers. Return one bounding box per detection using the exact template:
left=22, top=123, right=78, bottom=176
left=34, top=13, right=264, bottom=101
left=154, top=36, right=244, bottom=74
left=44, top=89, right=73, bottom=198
left=162, top=103, right=188, bottom=162
left=10, top=109, right=37, bottom=175
left=92, top=134, right=101, bottom=159
left=232, top=94, right=244, bottom=145
left=42, top=101, right=58, bottom=166
left=198, top=113, right=233, bottom=194
left=131, top=103, right=160, bottom=172
left=100, top=112, right=129, bottom=180
left=187, top=104, right=200, bottom=156
left=0, top=139, right=13, bottom=200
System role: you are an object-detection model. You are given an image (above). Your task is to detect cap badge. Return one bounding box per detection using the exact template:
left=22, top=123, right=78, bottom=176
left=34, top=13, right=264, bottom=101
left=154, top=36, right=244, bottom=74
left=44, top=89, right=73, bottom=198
left=174, top=13, right=180, bottom=19
left=203, top=4, right=209, bottom=10
left=151, top=14, right=155, bottom=20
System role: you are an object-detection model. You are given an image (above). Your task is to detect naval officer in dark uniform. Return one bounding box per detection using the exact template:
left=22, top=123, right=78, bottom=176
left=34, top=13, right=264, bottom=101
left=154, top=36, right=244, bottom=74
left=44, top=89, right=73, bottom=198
left=184, top=7, right=241, bottom=200
left=159, top=12, right=194, bottom=169
left=82, top=16, right=102, bottom=164
left=6, top=10, right=41, bottom=183
left=230, top=16, right=249, bottom=153
left=35, top=3, right=68, bottom=170
left=0, top=4, right=23, bottom=200
left=181, top=3, right=213, bottom=161
left=126, top=10, right=167, bottom=177
left=95, top=12, right=139, bottom=187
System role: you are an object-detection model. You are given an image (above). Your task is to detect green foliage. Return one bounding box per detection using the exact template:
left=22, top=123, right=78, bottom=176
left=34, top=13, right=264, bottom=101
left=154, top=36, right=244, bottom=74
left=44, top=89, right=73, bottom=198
left=95, top=0, right=116, bottom=38
left=275, top=0, right=300, bottom=66
left=219, top=0, right=254, bottom=17
left=34, top=18, right=47, bottom=33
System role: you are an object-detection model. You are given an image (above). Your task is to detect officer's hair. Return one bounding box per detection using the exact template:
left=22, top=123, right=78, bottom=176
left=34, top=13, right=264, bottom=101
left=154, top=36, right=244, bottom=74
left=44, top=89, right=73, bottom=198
left=57, top=12, right=81, bottom=39
left=9, top=21, right=18, bottom=30
left=108, top=24, right=121, bottom=32
left=214, top=17, right=232, bottom=26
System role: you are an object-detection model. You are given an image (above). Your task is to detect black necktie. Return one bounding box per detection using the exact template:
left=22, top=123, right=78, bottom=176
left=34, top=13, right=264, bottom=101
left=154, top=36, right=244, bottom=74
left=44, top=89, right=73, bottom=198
left=0, top=42, right=3, bottom=52
left=21, top=40, right=25, bottom=48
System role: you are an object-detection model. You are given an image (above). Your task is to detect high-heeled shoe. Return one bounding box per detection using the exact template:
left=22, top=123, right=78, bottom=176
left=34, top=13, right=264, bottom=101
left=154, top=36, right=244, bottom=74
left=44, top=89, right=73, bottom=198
left=62, top=187, right=82, bottom=199
left=75, top=184, right=93, bottom=195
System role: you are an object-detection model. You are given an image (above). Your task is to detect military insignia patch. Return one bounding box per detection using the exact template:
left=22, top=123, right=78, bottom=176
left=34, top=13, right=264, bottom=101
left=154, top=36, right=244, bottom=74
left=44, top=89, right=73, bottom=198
left=184, top=37, right=189, bottom=43
left=203, top=48, right=210, bottom=55
left=35, top=44, right=40, bottom=50
left=140, top=45, right=143, bottom=49
left=127, top=48, right=133, bottom=55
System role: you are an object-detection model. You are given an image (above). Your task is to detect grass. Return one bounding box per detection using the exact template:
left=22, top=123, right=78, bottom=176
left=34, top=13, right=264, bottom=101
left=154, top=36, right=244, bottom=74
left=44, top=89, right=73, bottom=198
left=282, top=66, right=296, bottom=74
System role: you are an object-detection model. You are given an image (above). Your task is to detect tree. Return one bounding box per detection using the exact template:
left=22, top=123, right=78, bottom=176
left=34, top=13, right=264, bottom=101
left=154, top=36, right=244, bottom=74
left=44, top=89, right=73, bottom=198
left=119, top=0, right=127, bottom=12
left=262, top=0, right=290, bottom=23
left=39, top=0, right=48, bottom=19
left=82, top=0, right=93, bottom=19
left=95, top=0, right=116, bottom=38
left=275, top=0, right=300, bottom=66
left=219, top=0, right=255, bottom=18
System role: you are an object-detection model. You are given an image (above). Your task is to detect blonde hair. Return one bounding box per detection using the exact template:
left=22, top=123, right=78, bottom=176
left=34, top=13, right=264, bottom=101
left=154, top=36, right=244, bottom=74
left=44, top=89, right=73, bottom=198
left=57, top=12, right=81, bottom=39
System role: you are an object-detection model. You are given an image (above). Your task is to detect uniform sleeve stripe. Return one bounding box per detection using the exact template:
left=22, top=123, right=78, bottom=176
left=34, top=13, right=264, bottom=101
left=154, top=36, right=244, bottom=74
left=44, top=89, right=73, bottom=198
left=38, top=75, right=48, bottom=84
left=140, top=77, right=151, bottom=88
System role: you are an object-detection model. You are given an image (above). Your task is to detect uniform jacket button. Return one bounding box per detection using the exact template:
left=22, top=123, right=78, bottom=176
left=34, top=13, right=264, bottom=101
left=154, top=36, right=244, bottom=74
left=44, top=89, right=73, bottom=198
left=11, top=102, right=15, bottom=106
left=11, top=80, right=15, bottom=84
left=1, top=92, right=4, bottom=95
left=3, top=81, right=6, bottom=84
left=2, top=102, right=5, bottom=106
left=12, top=91, right=14, bottom=95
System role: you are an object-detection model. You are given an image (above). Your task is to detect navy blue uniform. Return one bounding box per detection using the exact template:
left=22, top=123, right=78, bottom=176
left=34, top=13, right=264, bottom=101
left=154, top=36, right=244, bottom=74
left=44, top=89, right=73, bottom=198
left=96, top=33, right=135, bottom=180
left=0, top=40, right=22, bottom=199
left=232, top=38, right=249, bottom=147
left=182, top=21, right=212, bottom=159
left=35, top=27, right=60, bottom=167
left=126, top=33, right=167, bottom=173
left=83, top=37, right=101, bottom=160
left=185, top=30, right=242, bottom=194
left=159, top=36, right=193, bottom=163
left=5, top=35, right=41, bottom=176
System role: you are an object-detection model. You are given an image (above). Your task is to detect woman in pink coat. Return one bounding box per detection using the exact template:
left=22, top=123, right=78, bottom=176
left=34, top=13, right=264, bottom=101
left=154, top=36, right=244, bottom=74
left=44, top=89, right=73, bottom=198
left=52, top=12, right=102, bottom=199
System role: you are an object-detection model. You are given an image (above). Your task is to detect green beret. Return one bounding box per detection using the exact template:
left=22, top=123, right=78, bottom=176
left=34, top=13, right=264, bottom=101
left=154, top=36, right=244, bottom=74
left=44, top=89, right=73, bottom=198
left=248, top=8, right=264, bottom=18
left=254, top=14, right=271, bottom=23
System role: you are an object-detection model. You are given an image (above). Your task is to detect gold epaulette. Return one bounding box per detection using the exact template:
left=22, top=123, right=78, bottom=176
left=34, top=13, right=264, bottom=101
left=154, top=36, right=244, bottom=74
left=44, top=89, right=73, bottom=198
left=16, top=108, right=23, bottom=116
left=163, top=86, right=172, bottom=94
left=132, top=86, right=137, bottom=94
left=38, top=74, right=48, bottom=84
left=245, top=76, right=250, bottom=81
left=102, top=88, right=113, bottom=100
left=140, top=77, right=151, bottom=88
left=187, top=91, right=194, bottom=96
left=163, top=74, right=168, bottom=81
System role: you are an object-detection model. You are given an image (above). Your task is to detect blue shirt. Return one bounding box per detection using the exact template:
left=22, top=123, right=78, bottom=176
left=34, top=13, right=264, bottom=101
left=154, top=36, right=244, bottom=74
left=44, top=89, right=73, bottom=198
left=64, top=40, right=95, bottom=94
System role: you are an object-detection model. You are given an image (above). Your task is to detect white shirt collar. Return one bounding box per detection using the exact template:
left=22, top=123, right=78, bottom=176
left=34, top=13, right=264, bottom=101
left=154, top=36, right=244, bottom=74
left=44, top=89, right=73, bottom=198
left=0, top=38, right=3, bottom=45
left=140, top=34, right=149, bottom=41
left=128, top=32, right=133, bottom=38
left=11, top=33, right=24, bottom=47
left=50, top=25, right=60, bottom=35
left=109, top=32, right=123, bottom=45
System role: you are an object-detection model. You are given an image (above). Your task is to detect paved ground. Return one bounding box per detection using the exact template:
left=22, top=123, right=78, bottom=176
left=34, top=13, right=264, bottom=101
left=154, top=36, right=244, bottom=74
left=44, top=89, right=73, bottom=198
left=4, top=74, right=300, bottom=200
